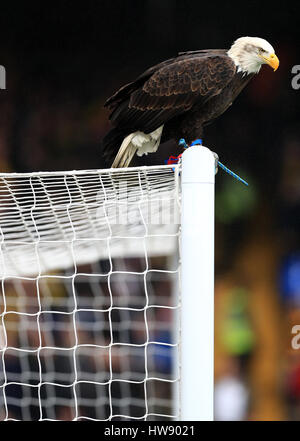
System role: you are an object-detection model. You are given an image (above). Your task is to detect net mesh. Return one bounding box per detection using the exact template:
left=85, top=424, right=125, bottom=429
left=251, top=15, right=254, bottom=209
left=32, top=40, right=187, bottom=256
left=0, top=164, right=181, bottom=421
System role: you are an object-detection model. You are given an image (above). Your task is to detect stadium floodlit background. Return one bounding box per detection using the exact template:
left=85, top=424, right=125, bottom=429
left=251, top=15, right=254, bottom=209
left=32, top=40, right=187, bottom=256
left=0, top=1, right=300, bottom=420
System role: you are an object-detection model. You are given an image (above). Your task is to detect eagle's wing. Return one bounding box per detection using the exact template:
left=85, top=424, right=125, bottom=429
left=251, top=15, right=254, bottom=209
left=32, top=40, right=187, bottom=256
left=104, top=50, right=229, bottom=109
left=106, top=53, right=236, bottom=133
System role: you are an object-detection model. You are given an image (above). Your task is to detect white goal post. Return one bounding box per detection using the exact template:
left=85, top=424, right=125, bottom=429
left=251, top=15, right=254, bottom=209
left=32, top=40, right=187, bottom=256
left=0, top=146, right=215, bottom=421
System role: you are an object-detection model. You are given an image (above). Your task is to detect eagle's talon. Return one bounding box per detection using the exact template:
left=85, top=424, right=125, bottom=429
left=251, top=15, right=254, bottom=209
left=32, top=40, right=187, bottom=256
left=178, top=138, right=189, bottom=149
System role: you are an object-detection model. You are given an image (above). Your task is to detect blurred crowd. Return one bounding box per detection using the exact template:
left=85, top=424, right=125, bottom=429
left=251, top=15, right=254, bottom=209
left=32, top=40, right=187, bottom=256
left=0, top=258, right=178, bottom=420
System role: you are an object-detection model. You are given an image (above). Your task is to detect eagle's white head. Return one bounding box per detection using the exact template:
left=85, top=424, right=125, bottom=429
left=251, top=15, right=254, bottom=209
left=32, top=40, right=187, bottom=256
left=227, top=36, right=279, bottom=74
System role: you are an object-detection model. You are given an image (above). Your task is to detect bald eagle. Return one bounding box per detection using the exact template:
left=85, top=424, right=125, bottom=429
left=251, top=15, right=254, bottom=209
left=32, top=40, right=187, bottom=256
left=102, top=37, right=279, bottom=168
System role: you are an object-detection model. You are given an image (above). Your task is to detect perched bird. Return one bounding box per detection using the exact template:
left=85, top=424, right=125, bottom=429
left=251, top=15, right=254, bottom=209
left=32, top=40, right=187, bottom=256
left=102, top=37, right=279, bottom=168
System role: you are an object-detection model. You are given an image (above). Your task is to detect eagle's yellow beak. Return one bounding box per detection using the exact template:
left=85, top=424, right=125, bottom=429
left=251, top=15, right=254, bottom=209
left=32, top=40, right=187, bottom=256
left=261, top=53, right=279, bottom=71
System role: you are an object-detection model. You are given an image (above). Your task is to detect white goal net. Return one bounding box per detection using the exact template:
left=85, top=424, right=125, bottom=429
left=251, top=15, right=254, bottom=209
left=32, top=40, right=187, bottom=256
left=0, top=164, right=181, bottom=421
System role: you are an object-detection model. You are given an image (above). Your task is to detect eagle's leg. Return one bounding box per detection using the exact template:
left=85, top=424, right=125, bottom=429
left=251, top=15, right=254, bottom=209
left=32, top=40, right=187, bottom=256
left=178, top=138, right=203, bottom=147
left=178, top=138, right=203, bottom=148
left=178, top=138, right=189, bottom=149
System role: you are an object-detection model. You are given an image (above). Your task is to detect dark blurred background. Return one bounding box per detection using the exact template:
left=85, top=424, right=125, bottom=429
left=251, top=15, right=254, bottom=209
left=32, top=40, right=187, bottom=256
left=0, top=0, right=300, bottom=420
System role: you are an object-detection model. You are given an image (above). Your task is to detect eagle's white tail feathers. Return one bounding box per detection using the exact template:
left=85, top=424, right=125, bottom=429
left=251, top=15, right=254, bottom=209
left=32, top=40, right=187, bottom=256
left=111, top=133, right=137, bottom=168
left=111, top=126, right=163, bottom=168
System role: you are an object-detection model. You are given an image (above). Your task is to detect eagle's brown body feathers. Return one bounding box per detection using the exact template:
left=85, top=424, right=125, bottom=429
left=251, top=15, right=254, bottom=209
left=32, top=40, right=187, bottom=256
left=102, top=49, right=254, bottom=165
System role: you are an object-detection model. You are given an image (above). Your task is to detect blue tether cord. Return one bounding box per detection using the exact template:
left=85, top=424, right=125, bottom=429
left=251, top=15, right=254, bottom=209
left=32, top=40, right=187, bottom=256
left=179, top=138, right=248, bottom=187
